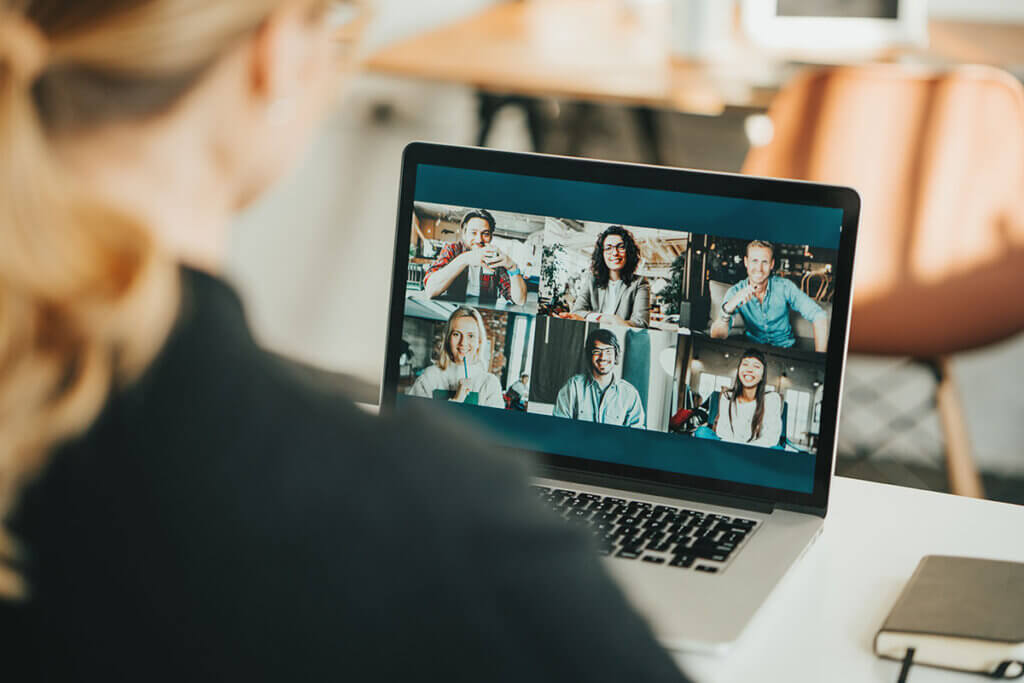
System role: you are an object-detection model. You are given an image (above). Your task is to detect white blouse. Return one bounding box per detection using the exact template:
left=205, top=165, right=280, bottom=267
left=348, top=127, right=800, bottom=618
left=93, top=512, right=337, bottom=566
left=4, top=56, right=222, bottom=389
left=715, top=391, right=783, bottom=447
left=407, top=362, right=504, bottom=408
left=601, top=280, right=626, bottom=316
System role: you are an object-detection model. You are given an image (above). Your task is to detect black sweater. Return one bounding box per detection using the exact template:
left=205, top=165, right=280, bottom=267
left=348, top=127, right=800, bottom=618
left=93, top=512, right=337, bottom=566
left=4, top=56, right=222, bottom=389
left=1, top=268, right=690, bottom=682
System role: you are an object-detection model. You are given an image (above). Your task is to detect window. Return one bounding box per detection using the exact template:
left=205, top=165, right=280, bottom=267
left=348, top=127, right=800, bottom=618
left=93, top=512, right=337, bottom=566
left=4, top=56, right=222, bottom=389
left=697, top=373, right=734, bottom=403
left=785, top=389, right=811, bottom=445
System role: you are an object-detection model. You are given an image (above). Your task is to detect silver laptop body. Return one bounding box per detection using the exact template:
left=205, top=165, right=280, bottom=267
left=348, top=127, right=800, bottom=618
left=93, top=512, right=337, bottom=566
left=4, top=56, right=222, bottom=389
left=381, top=143, right=860, bottom=654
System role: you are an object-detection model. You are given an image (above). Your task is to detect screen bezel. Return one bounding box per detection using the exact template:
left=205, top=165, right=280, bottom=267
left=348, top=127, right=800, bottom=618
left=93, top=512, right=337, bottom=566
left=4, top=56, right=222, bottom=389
left=381, top=142, right=860, bottom=516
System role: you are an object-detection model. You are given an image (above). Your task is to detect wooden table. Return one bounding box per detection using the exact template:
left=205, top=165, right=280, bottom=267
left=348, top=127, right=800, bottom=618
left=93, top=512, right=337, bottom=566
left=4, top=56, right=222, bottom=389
left=367, top=0, right=776, bottom=117
left=364, top=0, right=1024, bottom=157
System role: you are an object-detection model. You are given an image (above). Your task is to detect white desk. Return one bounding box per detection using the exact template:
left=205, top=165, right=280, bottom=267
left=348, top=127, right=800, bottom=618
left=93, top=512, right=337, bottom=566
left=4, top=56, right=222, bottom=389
left=677, top=477, right=1024, bottom=682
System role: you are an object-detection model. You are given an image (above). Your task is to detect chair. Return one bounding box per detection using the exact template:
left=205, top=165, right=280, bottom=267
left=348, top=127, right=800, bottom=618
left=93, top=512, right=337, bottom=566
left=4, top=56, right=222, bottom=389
left=743, top=65, right=1024, bottom=497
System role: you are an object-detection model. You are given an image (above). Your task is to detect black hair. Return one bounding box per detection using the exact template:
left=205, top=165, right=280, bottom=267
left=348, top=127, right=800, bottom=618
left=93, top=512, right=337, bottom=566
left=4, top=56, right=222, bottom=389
left=590, top=225, right=640, bottom=288
left=585, top=328, right=620, bottom=361
left=727, top=348, right=769, bottom=443
left=460, top=209, right=496, bottom=233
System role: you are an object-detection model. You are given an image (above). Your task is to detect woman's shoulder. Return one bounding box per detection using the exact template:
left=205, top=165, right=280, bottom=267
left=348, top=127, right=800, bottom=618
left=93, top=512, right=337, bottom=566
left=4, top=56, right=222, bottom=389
left=630, top=276, right=650, bottom=291
left=417, top=364, right=444, bottom=382
left=765, top=391, right=783, bottom=408
left=479, top=372, right=502, bottom=389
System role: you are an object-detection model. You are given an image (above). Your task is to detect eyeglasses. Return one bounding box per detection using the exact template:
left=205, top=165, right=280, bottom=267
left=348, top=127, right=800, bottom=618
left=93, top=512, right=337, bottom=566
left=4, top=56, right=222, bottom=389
left=603, top=244, right=627, bottom=253
left=590, top=347, right=616, bottom=358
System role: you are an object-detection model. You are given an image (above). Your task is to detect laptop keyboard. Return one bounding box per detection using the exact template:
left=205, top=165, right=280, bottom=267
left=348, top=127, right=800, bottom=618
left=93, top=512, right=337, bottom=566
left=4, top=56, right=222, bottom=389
left=531, top=486, right=760, bottom=574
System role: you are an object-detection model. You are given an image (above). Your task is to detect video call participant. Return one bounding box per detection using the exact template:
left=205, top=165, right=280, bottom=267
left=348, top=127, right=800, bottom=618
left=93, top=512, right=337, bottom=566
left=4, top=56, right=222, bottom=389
left=407, top=307, right=504, bottom=407
left=507, top=373, right=530, bottom=410
left=695, top=349, right=783, bottom=447
left=554, top=329, right=645, bottom=428
left=711, top=240, right=828, bottom=351
left=559, top=226, right=650, bottom=328
left=422, top=209, right=527, bottom=305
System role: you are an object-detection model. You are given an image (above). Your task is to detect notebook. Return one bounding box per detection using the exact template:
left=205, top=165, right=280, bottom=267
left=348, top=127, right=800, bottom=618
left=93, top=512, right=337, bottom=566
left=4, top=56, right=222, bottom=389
left=875, top=555, right=1024, bottom=678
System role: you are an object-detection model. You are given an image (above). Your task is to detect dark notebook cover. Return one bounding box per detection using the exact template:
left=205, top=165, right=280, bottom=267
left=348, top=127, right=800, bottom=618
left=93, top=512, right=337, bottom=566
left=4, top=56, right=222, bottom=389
left=879, top=555, right=1024, bottom=643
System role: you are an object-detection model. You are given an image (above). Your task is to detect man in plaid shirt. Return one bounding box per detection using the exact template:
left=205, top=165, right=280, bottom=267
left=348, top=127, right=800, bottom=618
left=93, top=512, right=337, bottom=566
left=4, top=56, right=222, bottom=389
left=422, top=209, right=527, bottom=305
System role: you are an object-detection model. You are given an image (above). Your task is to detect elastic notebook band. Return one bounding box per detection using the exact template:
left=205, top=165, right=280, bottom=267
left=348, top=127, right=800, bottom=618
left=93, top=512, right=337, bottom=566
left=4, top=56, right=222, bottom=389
left=991, top=660, right=1024, bottom=680
left=896, top=648, right=915, bottom=683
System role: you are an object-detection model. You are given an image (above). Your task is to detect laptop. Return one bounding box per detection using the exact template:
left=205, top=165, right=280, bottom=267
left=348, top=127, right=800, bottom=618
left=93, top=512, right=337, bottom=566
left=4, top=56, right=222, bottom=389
left=381, top=142, right=860, bottom=653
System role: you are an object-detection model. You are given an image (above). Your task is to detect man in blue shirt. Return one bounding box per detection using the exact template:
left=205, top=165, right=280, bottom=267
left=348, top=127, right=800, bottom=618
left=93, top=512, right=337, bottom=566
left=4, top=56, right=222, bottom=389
left=553, top=329, right=646, bottom=428
left=711, top=240, right=828, bottom=351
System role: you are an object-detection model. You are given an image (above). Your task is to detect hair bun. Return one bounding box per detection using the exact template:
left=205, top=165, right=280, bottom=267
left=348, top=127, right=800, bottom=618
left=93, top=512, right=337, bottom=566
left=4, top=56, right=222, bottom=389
left=0, top=12, right=49, bottom=85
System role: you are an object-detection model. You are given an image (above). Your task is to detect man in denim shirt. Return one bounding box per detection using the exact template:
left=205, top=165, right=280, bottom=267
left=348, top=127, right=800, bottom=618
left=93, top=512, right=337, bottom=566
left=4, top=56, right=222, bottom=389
left=553, top=329, right=646, bottom=428
left=711, top=241, right=828, bottom=351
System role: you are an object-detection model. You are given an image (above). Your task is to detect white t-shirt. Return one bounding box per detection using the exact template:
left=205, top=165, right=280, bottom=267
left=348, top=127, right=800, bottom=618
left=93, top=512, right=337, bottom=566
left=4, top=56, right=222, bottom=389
left=407, top=362, right=504, bottom=408
left=601, top=279, right=626, bottom=316
left=715, top=391, right=783, bottom=447
left=466, top=266, right=481, bottom=297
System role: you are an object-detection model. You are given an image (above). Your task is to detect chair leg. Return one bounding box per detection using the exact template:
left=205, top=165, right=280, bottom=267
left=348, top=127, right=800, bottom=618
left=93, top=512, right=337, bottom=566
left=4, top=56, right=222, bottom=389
left=934, top=356, right=984, bottom=498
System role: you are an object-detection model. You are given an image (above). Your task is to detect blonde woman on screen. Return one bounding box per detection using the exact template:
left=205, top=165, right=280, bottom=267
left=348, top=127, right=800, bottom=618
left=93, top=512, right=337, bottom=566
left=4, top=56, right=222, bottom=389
left=407, top=306, right=504, bottom=408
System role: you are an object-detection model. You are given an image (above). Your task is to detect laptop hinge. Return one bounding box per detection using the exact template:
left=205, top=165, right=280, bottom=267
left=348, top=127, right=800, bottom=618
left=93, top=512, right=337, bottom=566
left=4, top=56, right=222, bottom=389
left=775, top=501, right=827, bottom=518
left=536, top=465, right=775, bottom=515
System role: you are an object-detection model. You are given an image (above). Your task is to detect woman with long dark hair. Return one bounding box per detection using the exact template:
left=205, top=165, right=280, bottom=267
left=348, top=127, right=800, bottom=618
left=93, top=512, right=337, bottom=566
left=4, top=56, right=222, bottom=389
left=704, top=349, right=783, bottom=447
left=564, top=225, right=650, bottom=327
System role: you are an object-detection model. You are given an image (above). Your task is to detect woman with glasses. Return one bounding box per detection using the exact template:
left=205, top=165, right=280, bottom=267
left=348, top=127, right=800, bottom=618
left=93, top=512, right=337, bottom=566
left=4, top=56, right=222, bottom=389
left=0, top=1, right=689, bottom=681
left=561, top=225, right=650, bottom=328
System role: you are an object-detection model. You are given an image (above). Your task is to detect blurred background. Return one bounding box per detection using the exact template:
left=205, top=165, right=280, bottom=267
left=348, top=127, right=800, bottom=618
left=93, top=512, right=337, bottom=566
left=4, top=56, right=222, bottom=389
left=226, top=0, right=1024, bottom=504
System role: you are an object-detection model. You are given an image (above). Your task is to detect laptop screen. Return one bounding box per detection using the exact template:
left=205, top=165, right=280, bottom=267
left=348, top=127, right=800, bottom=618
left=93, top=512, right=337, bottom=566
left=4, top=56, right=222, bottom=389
left=387, top=152, right=852, bottom=505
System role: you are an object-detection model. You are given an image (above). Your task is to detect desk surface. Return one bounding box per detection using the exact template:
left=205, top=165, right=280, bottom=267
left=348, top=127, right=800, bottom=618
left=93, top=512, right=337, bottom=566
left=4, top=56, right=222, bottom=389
left=677, top=476, right=1024, bottom=682
left=366, top=0, right=1024, bottom=116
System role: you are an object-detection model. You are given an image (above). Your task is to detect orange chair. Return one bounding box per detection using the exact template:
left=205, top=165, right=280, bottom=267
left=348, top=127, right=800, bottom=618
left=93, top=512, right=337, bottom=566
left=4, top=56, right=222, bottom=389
left=743, top=65, right=1024, bottom=497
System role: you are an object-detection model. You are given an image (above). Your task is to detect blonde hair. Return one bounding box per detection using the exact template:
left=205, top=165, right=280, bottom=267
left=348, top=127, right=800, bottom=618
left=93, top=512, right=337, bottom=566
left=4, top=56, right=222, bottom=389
left=0, top=0, right=340, bottom=599
left=437, top=306, right=488, bottom=371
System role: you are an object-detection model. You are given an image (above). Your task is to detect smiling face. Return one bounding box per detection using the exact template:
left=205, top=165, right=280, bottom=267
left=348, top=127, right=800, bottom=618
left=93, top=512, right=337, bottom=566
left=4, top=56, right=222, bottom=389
left=448, top=315, right=481, bottom=363
left=461, top=217, right=493, bottom=250
left=737, top=356, right=765, bottom=388
left=744, top=245, right=774, bottom=288
left=590, top=340, right=616, bottom=377
left=602, top=234, right=627, bottom=273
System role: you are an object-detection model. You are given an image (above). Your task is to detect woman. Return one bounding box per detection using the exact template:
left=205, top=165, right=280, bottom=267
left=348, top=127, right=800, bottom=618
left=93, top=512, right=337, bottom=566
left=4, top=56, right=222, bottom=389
left=697, top=349, right=784, bottom=447
left=0, top=1, right=688, bottom=680
left=563, top=225, right=650, bottom=327
left=407, top=306, right=504, bottom=408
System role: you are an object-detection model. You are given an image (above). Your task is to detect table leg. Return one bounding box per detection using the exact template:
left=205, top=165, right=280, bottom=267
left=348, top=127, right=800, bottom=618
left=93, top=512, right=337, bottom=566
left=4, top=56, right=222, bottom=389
left=565, top=102, right=596, bottom=157
left=522, top=97, right=547, bottom=152
left=476, top=91, right=548, bottom=152
left=632, top=106, right=663, bottom=165
left=476, top=92, right=502, bottom=147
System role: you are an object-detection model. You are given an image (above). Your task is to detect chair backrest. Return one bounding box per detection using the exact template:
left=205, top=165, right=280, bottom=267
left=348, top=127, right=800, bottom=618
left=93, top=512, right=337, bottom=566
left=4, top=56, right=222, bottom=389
left=743, top=65, right=1024, bottom=356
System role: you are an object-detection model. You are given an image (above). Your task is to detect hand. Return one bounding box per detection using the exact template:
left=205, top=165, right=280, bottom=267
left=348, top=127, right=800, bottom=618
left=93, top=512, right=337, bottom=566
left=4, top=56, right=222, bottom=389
left=458, top=249, right=489, bottom=268
left=598, top=313, right=627, bottom=326
left=482, top=246, right=513, bottom=270
left=555, top=312, right=586, bottom=321
left=724, top=285, right=755, bottom=315
left=451, top=379, right=472, bottom=403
